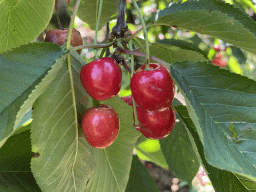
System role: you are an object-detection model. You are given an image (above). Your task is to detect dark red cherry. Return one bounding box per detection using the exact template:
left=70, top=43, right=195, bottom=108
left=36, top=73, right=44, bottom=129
left=45, top=28, right=83, bottom=54
left=130, top=63, right=175, bottom=111
left=136, top=106, right=176, bottom=140
left=80, top=57, right=122, bottom=101
left=81, top=104, right=120, bottom=148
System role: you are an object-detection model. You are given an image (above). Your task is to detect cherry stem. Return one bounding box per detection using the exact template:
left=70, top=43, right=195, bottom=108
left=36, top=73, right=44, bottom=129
left=128, top=41, right=140, bottom=127
left=117, top=47, right=170, bottom=69
left=131, top=0, right=150, bottom=69
left=94, top=0, right=103, bottom=59
left=71, top=42, right=114, bottom=51
left=55, top=0, right=63, bottom=30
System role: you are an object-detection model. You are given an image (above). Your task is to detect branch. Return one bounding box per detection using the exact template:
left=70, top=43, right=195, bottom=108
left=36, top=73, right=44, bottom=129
left=112, top=0, right=127, bottom=37
left=117, top=47, right=170, bottom=69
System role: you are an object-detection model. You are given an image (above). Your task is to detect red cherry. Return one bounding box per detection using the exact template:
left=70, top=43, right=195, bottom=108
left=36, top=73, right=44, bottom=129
left=120, top=95, right=133, bottom=106
left=45, top=28, right=83, bottom=54
left=130, top=63, right=175, bottom=111
left=136, top=106, right=176, bottom=140
left=213, top=45, right=220, bottom=52
left=81, top=104, right=120, bottom=148
left=80, top=57, right=122, bottom=101
left=211, top=54, right=227, bottom=67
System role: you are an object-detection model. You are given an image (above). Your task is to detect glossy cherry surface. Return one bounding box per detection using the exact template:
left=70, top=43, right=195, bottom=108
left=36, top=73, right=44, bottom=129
left=45, top=28, right=83, bottom=54
left=81, top=104, right=120, bottom=148
left=130, top=63, right=175, bottom=111
left=80, top=57, right=122, bottom=101
left=136, top=106, right=176, bottom=140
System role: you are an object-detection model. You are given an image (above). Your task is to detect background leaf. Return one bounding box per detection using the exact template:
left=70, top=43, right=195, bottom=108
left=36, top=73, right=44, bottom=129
left=169, top=60, right=256, bottom=182
left=135, top=137, right=169, bottom=170
left=0, top=0, right=54, bottom=53
left=68, top=0, right=118, bottom=30
left=134, top=38, right=208, bottom=64
left=155, top=0, right=256, bottom=53
left=0, top=123, right=41, bottom=191
left=160, top=109, right=200, bottom=186
left=125, top=155, right=160, bottom=192
left=0, top=43, right=65, bottom=148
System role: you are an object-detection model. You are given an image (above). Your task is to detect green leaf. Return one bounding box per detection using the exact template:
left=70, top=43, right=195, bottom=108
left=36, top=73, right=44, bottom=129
left=155, top=0, right=256, bottom=53
left=0, top=123, right=41, bottom=191
left=230, top=46, right=247, bottom=64
left=0, top=0, right=54, bottom=53
left=169, top=60, right=256, bottom=182
left=0, top=125, right=32, bottom=172
left=0, top=172, right=41, bottom=192
left=125, top=155, right=159, bottom=192
left=134, top=38, right=208, bottom=63
left=68, top=0, right=118, bottom=30
left=0, top=43, right=65, bottom=147
left=31, top=51, right=93, bottom=192
left=135, top=137, right=169, bottom=170
left=175, top=105, right=256, bottom=191
left=160, top=110, right=200, bottom=186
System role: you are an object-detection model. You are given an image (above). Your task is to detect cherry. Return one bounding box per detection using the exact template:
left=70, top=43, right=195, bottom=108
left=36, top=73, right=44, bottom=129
left=136, top=106, right=176, bottom=140
left=211, top=53, right=227, bottom=67
left=81, top=104, right=120, bottom=148
left=213, top=45, right=220, bottom=52
left=80, top=57, right=122, bottom=101
left=45, top=28, right=83, bottom=54
left=130, top=63, right=175, bottom=111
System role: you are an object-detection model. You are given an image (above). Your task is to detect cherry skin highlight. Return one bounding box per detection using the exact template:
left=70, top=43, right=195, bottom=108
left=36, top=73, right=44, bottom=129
left=81, top=104, right=120, bottom=148
left=80, top=57, right=122, bottom=101
left=136, top=106, right=176, bottom=140
left=45, top=28, right=83, bottom=54
left=130, top=63, right=175, bottom=111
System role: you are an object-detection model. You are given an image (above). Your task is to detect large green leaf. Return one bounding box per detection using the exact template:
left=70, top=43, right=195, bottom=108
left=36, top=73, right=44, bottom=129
left=68, top=0, right=118, bottom=30
left=31, top=51, right=140, bottom=191
left=0, top=0, right=54, bottom=53
left=155, top=0, right=256, bottom=53
left=125, top=155, right=159, bottom=192
left=169, top=61, right=256, bottom=182
left=160, top=109, right=200, bottom=186
left=0, top=123, right=41, bottom=191
left=0, top=43, right=65, bottom=148
left=175, top=105, right=256, bottom=191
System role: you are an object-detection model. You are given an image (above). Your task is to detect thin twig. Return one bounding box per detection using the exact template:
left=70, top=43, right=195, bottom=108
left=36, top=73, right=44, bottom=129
left=117, top=47, right=170, bottom=69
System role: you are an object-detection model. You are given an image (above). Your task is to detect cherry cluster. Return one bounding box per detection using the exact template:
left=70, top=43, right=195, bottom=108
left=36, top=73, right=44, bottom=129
left=45, top=29, right=176, bottom=149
